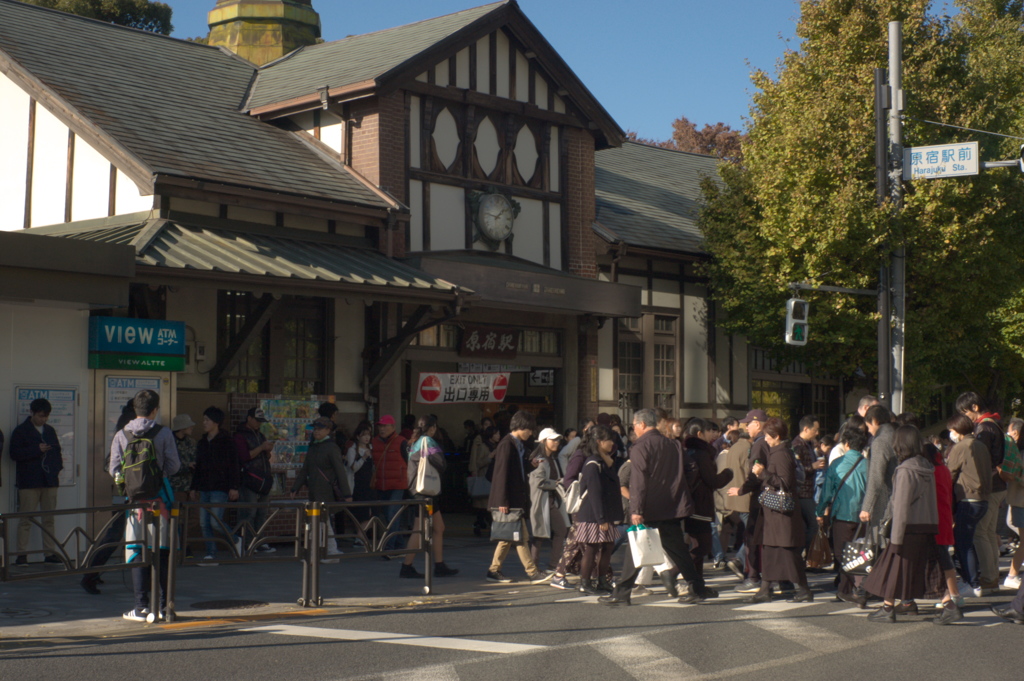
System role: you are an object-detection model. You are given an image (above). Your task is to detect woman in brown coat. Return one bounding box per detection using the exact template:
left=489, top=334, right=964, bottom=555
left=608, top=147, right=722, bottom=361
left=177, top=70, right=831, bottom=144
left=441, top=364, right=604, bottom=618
left=745, top=417, right=811, bottom=603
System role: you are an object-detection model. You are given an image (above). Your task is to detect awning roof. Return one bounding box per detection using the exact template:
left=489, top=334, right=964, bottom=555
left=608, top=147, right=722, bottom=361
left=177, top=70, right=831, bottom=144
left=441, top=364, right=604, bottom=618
left=405, top=251, right=640, bottom=317
left=31, top=213, right=463, bottom=297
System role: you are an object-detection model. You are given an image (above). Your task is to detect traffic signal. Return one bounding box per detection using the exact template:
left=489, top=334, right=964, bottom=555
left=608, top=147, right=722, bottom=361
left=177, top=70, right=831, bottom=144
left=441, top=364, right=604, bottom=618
left=785, top=298, right=809, bottom=346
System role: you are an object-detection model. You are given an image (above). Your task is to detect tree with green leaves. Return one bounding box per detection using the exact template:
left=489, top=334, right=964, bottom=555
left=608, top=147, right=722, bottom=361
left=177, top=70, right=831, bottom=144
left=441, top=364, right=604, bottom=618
left=22, top=0, right=173, bottom=34
left=699, top=0, right=1024, bottom=410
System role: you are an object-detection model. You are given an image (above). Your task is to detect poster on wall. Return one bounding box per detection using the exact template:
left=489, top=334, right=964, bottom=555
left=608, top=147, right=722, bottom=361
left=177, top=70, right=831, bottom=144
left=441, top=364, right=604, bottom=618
left=105, top=377, right=162, bottom=466
left=14, top=386, right=77, bottom=486
left=258, top=398, right=320, bottom=494
left=415, top=372, right=509, bottom=405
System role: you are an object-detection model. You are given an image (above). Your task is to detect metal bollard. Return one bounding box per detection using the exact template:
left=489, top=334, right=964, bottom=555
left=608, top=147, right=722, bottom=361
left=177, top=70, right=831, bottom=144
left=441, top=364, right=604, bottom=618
left=166, top=503, right=179, bottom=622
left=148, top=505, right=160, bottom=623
left=309, top=503, right=321, bottom=607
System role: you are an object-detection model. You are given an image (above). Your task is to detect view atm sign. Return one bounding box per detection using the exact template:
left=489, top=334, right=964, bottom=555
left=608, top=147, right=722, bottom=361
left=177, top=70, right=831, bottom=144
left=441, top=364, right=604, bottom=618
left=88, top=317, right=186, bottom=372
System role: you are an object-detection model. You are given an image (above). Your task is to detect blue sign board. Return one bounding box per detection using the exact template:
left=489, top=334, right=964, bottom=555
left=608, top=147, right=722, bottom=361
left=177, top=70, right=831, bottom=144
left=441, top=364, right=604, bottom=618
left=88, top=317, right=186, bottom=371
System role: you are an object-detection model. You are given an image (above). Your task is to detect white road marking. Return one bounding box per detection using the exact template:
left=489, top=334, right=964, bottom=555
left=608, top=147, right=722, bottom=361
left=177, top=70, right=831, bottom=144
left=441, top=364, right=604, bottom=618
left=377, top=664, right=461, bottom=681
left=595, top=634, right=701, bottom=680
left=747, top=616, right=848, bottom=652
left=245, top=624, right=545, bottom=653
left=733, top=601, right=818, bottom=612
left=828, top=607, right=869, bottom=617
left=554, top=595, right=600, bottom=603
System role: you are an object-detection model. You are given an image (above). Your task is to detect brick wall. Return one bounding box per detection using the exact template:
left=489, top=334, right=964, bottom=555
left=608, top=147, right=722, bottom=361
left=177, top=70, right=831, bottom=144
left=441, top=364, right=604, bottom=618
left=563, top=126, right=597, bottom=279
left=350, top=93, right=408, bottom=258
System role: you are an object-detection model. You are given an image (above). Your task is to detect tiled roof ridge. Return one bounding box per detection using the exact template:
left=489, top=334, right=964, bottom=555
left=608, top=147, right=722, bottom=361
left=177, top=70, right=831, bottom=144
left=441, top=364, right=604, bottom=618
left=262, top=0, right=508, bottom=59
left=618, top=140, right=719, bottom=161
left=0, top=0, right=225, bottom=52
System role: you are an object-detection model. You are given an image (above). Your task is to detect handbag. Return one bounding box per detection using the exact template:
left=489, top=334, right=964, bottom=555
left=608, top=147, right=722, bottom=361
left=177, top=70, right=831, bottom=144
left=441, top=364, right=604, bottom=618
left=758, top=479, right=795, bottom=513
left=316, top=466, right=345, bottom=502
left=413, top=442, right=442, bottom=496
left=841, top=521, right=884, bottom=575
left=490, top=508, right=524, bottom=542
left=627, top=524, right=666, bottom=567
left=241, top=454, right=274, bottom=496
left=467, top=475, right=491, bottom=498
left=806, top=527, right=833, bottom=569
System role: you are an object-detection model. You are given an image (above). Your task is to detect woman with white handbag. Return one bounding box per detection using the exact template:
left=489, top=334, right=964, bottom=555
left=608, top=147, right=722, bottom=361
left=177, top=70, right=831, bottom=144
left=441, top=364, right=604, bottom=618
left=400, top=415, right=459, bottom=578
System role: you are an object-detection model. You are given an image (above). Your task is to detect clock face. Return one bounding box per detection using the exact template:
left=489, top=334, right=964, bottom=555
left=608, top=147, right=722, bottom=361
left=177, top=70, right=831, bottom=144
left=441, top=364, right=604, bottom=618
left=478, top=193, right=514, bottom=242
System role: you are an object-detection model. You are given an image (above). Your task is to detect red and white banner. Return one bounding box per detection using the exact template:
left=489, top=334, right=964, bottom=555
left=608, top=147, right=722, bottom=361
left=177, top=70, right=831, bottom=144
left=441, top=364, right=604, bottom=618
left=415, top=372, right=509, bottom=404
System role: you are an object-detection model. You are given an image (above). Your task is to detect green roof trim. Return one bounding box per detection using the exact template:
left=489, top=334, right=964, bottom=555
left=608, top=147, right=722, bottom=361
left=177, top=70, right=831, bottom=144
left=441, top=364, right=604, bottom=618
left=594, top=142, right=723, bottom=255
left=38, top=215, right=461, bottom=293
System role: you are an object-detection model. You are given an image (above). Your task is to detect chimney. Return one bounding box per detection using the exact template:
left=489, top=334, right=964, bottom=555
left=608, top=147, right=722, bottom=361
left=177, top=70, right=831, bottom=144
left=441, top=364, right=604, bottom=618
left=207, top=0, right=321, bottom=66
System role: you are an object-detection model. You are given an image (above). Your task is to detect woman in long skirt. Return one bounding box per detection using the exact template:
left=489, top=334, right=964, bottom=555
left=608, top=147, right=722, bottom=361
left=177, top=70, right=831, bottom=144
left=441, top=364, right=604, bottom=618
left=863, top=425, right=939, bottom=622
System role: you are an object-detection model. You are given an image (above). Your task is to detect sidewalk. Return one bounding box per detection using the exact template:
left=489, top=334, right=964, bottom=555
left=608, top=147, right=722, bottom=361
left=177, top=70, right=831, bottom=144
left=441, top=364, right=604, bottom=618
left=0, top=514, right=537, bottom=639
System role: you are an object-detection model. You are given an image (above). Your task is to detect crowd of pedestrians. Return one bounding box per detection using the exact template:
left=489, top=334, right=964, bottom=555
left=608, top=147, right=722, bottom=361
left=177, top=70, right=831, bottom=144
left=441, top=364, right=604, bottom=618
left=9, top=388, right=1023, bottom=628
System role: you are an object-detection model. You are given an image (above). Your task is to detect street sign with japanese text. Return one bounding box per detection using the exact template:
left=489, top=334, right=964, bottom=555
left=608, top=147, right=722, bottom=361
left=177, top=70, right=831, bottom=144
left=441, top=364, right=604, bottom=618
left=458, top=325, right=519, bottom=359
left=415, top=372, right=510, bottom=404
left=88, top=317, right=186, bottom=371
left=903, top=141, right=978, bottom=180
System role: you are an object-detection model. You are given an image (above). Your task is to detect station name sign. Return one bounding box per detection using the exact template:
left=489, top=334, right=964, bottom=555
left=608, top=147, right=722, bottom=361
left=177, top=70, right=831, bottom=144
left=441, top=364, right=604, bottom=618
left=903, top=141, right=978, bottom=180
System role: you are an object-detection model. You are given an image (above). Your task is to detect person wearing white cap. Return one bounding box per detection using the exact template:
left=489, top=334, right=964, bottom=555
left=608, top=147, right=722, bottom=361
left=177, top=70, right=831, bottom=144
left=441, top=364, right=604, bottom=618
left=529, top=428, right=570, bottom=571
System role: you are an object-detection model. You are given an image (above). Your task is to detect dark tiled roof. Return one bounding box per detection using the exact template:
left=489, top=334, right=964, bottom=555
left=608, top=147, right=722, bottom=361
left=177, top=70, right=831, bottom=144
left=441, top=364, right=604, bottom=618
left=594, top=142, right=722, bottom=254
left=0, top=0, right=388, bottom=208
left=247, top=2, right=505, bottom=110
left=39, top=215, right=459, bottom=292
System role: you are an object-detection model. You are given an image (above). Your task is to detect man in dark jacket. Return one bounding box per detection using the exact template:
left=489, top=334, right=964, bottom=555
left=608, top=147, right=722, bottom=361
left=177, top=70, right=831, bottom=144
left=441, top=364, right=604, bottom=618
left=956, top=391, right=1006, bottom=593
left=601, top=408, right=714, bottom=605
left=486, top=410, right=548, bottom=584
left=792, top=414, right=822, bottom=552
left=10, top=398, right=63, bottom=565
left=235, top=407, right=275, bottom=553
left=859, top=406, right=897, bottom=524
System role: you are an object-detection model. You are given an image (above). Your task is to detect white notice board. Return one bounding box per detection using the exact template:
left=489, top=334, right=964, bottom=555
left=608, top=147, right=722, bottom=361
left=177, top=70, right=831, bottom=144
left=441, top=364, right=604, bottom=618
left=14, top=386, right=78, bottom=486
left=104, top=376, right=162, bottom=466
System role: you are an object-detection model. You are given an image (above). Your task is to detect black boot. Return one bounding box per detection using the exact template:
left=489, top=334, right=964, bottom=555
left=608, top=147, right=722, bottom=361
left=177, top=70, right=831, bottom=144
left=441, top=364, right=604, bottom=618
left=787, top=585, right=814, bottom=603
left=659, top=571, right=680, bottom=597
left=744, top=583, right=772, bottom=604
left=578, top=578, right=600, bottom=595
left=595, top=577, right=614, bottom=594
left=598, top=590, right=632, bottom=606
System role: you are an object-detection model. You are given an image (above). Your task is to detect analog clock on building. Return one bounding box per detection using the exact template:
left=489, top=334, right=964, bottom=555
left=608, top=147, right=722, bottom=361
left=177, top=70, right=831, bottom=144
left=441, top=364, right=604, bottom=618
left=469, top=190, right=521, bottom=249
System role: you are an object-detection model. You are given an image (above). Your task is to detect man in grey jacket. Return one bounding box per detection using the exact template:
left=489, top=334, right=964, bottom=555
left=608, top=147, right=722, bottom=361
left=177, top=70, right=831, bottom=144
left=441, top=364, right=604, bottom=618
left=600, top=408, right=714, bottom=606
left=859, top=405, right=897, bottom=524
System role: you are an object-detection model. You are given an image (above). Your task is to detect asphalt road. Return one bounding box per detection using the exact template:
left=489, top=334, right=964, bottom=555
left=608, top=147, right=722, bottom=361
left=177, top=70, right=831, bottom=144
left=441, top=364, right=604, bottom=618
left=3, top=564, right=1021, bottom=681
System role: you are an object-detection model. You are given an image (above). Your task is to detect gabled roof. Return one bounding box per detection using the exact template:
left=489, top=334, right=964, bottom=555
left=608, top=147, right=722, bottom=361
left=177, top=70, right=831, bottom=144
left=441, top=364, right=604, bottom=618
left=594, top=142, right=722, bottom=255
left=0, top=0, right=389, bottom=210
left=31, top=212, right=461, bottom=295
left=246, top=0, right=624, bottom=148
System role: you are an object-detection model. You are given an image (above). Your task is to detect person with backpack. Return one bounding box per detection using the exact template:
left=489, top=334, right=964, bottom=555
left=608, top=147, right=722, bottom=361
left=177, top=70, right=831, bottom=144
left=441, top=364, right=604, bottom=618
left=9, top=398, right=63, bottom=565
left=108, top=389, right=179, bottom=622
left=234, top=407, right=276, bottom=554
left=190, top=406, right=240, bottom=564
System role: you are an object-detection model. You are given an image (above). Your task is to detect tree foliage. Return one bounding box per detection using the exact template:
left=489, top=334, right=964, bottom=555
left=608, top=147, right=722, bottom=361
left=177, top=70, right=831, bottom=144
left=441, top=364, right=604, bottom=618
left=627, top=116, right=746, bottom=162
left=699, top=0, right=1024, bottom=410
left=22, top=0, right=173, bottom=34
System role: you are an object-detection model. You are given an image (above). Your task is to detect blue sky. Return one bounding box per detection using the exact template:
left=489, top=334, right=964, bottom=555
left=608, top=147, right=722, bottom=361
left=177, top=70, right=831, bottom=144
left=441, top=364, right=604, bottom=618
left=166, top=0, right=803, bottom=140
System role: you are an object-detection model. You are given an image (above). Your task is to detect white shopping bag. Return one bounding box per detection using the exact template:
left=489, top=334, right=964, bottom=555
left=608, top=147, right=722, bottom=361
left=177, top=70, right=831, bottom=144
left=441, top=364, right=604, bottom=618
left=628, top=524, right=665, bottom=567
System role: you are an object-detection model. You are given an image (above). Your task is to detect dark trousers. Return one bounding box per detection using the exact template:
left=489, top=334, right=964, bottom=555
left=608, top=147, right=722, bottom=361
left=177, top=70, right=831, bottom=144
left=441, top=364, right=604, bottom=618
left=954, top=500, right=988, bottom=587
left=85, top=507, right=127, bottom=581
left=1012, top=577, right=1024, bottom=614
left=131, top=549, right=169, bottom=612
left=689, top=531, right=713, bottom=580
left=614, top=519, right=705, bottom=597
left=744, top=507, right=762, bottom=580
left=831, top=520, right=859, bottom=596
left=799, top=497, right=818, bottom=552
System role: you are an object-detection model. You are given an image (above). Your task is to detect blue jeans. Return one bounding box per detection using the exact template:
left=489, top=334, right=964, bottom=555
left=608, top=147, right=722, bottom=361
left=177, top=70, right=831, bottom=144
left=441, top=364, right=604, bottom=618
left=711, top=518, right=724, bottom=563
left=376, top=489, right=406, bottom=550
left=735, top=512, right=749, bottom=567
left=954, top=500, right=988, bottom=588
left=199, top=490, right=230, bottom=556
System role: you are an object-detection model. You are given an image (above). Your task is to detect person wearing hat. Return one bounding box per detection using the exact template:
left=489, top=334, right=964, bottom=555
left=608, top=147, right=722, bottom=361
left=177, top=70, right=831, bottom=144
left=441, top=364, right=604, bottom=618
left=528, top=428, right=570, bottom=572
left=291, top=417, right=351, bottom=557
left=169, top=413, right=197, bottom=501
left=371, top=414, right=410, bottom=553
left=235, top=407, right=276, bottom=553
left=725, top=409, right=770, bottom=593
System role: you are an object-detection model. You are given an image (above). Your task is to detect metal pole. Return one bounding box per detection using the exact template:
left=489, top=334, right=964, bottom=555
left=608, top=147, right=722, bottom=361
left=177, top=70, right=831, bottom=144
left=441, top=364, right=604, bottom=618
left=166, top=503, right=178, bottom=622
left=888, top=21, right=906, bottom=414
left=874, top=67, right=891, bottom=407
left=309, top=503, right=321, bottom=607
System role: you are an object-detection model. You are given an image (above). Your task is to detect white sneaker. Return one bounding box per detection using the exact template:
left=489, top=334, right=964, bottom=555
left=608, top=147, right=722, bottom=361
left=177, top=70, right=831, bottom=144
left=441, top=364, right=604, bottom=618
left=956, top=580, right=974, bottom=597
left=198, top=554, right=219, bottom=566
left=326, top=544, right=343, bottom=556
left=122, top=608, right=147, bottom=622
left=1003, top=574, right=1022, bottom=590
left=235, top=537, right=244, bottom=555
left=256, top=544, right=276, bottom=553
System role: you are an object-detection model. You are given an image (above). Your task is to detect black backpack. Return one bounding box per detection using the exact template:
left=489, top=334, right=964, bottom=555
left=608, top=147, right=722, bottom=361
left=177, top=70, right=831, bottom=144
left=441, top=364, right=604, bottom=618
left=123, top=424, right=164, bottom=500
left=241, top=453, right=274, bottom=496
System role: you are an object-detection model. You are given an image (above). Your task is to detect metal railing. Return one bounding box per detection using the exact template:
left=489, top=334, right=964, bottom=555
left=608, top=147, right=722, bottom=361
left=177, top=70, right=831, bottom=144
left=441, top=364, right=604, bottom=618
left=1, top=498, right=434, bottom=619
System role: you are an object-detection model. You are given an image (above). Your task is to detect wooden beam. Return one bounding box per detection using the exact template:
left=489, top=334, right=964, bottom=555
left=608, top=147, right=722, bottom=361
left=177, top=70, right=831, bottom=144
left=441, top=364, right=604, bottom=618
left=365, top=304, right=437, bottom=390
left=208, top=294, right=281, bottom=386
left=410, top=168, right=561, bottom=202
left=24, top=99, right=35, bottom=229
left=403, top=80, right=585, bottom=129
